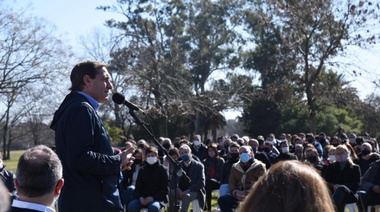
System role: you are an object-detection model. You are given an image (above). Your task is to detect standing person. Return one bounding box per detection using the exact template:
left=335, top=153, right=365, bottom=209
left=128, top=147, right=168, bottom=212
left=239, top=160, right=335, bottom=212
left=324, top=144, right=361, bottom=212
left=9, top=145, right=64, bottom=212
left=50, top=60, right=134, bottom=212
left=202, top=143, right=225, bottom=211
left=218, top=146, right=266, bottom=212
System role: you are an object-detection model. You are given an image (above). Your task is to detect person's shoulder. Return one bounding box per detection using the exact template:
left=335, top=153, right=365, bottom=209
left=8, top=206, right=41, bottom=212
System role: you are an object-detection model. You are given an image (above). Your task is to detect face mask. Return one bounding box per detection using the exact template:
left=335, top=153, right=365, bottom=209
left=146, top=156, right=157, bottom=165
left=163, top=143, right=171, bottom=150
left=332, top=143, right=339, bottom=147
left=307, top=156, right=318, bottom=163
left=329, top=155, right=336, bottom=162
left=361, top=149, right=371, bottom=156
left=134, top=159, right=142, bottom=165
left=336, top=154, right=348, bottom=162
left=307, top=139, right=313, bottom=143
left=181, top=153, right=190, bottom=162
left=281, top=147, right=289, bottom=154
left=240, top=153, right=251, bottom=163
left=194, top=140, right=201, bottom=146
left=349, top=138, right=356, bottom=144
left=230, top=153, right=239, bottom=161
left=295, top=149, right=302, bottom=155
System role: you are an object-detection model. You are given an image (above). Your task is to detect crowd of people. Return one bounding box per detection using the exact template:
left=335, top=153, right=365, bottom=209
left=1, top=60, right=380, bottom=212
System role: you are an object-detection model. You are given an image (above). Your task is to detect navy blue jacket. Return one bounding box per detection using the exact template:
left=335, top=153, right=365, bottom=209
left=50, top=92, right=123, bottom=212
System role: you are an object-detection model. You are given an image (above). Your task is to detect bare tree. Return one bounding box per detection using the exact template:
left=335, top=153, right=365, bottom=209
left=0, top=8, right=72, bottom=158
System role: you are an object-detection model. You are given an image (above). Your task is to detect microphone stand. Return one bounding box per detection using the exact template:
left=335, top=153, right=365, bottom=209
left=128, top=109, right=190, bottom=212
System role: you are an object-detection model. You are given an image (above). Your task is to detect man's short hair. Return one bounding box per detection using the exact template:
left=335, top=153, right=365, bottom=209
left=16, top=145, right=62, bottom=197
left=70, top=60, right=106, bottom=91
left=179, top=144, right=192, bottom=153
left=145, top=146, right=158, bottom=156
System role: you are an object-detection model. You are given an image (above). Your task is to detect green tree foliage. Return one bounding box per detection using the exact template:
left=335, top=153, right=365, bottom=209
left=242, top=0, right=380, bottom=132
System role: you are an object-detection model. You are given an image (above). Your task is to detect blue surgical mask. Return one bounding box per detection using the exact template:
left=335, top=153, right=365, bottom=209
left=181, top=153, right=190, bottom=161
left=240, top=153, right=251, bottom=163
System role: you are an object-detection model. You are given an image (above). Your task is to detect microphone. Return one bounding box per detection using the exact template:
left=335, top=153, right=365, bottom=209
left=112, top=93, right=144, bottom=113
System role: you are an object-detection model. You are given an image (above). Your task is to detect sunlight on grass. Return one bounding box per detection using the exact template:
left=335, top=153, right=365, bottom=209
left=3, top=150, right=25, bottom=173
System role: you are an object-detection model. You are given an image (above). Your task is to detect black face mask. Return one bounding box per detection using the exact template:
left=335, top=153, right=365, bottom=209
left=319, top=138, right=326, bottom=144
left=307, top=139, right=313, bottom=143
left=361, top=149, right=371, bottom=156
left=230, top=153, right=239, bottom=161
left=307, top=156, right=318, bottom=163
left=332, top=143, right=339, bottom=147
left=262, top=147, right=270, bottom=153
left=134, top=159, right=142, bottom=165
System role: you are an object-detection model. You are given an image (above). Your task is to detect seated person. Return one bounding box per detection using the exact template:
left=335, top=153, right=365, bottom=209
left=9, top=145, right=64, bottom=212
left=324, top=145, right=361, bottom=212
left=128, top=147, right=168, bottom=212
left=218, top=146, right=266, bottom=212
left=171, top=144, right=205, bottom=212
left=358, top=159, right=380, bottom=211
left=239, top=160, right=335, bottom=211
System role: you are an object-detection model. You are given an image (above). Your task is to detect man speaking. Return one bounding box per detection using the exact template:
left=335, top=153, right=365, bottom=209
left=50, top=60, right=134, bottom=212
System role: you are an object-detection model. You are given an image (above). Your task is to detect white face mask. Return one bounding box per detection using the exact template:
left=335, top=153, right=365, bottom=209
left=146, top=156, right=157, bottom=165
left=194, top=140, right=201, bottom=146
left=281, top=147, right=289, bottom=154
left=329, top=155, right=336, bottom=162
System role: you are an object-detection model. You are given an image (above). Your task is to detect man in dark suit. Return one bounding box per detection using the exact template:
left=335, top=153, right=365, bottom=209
left=9, top=145, right=64, bottom=212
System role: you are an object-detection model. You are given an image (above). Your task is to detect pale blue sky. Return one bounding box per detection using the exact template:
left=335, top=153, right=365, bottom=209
left=7, top=0, right=123, bottom=48
left=4, top=0, right=380, bottom=119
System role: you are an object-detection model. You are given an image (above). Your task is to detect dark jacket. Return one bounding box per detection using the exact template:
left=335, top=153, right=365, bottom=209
left=324, top=161, right=361, bottom=193
left=191, top=144, right=208, bottom=162
left=202, top=157, right=224, bottom=182
left=0, top=165, right=16, bottom=194
left=360, top=159, right=380, bottom=192
left=134, top=161, right=168, bottom=202
left=179, top=159, right=206, bottom=209
left=50, top=92, right=123, bottom=212
left=8, top=207, right=40, bottom=212
left=273, top=153, right=298, bottom=164
left=220, top=158, right=239, bottom=184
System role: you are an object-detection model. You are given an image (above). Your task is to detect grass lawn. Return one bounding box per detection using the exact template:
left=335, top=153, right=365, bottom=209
left=3, top=150, right=25, bottom=173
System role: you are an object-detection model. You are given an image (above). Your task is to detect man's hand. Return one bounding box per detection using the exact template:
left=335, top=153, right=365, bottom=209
left=139, top=197, right=147, bottom=206
left=120, top=147, right=135, bottom=171
left=234, top=190, right=246, bottom=202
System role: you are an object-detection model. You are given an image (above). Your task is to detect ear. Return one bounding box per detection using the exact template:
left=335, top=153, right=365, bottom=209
left=14, top=179, right=19, bottom=192
left=83, top=75, right=92, bottom=88
left=55, top=178, right=64, bottom=196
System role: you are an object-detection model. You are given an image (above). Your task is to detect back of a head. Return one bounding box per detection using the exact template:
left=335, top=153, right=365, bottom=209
left=240, top=160, right=334, bottom=212
left=16, top=145, right=62, bottom=198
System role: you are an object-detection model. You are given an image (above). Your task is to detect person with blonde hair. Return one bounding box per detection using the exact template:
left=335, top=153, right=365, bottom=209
left=324, top=144, right=361, bottom=212
left=240, top=160, right=335, bottom=212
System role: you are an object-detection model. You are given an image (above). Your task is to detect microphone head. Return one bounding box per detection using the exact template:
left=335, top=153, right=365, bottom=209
left=112, top=93, right=125, bottom=105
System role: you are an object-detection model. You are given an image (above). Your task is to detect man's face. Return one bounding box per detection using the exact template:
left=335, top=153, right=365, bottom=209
left=179, top=148, right=190, bottom=156
left=85, top=67, right=113, bottom=103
